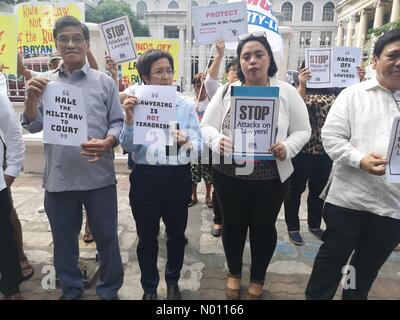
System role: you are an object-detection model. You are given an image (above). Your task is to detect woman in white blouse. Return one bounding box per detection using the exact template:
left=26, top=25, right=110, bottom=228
left=200, top=33, right=311, bottom=300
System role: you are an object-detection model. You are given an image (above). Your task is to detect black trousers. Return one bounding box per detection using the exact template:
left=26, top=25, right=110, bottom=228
left=305, top=203, right=400, bottom=300
left=0, top=188, right=22, bottom=296
left=129, top=164, right=192, bottom=294
left=213, top=169, right=288, bottom=282
left=284, top=153, right=332, bottom=231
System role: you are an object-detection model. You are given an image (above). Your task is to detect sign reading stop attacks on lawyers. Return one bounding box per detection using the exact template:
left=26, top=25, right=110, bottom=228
left=100, top=16, right=137, bottom=64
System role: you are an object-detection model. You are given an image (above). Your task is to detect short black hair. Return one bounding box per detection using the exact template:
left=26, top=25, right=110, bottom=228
left=373, top=28, right=400, bottom=58
left=136, top=49, right=174, bottom=84
left=53, top=16, right=90, bottom=41
left=226, top=57, right=238, bottom=74
left=236, top=35, right=278, bottom=82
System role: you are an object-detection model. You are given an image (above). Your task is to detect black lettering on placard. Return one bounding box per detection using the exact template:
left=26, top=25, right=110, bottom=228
left=239, top=105, right=270, bottom=120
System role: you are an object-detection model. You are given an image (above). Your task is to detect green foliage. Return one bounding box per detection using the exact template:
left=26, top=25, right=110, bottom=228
left=367, top=19, right=400, bottom=39
left=85, top=0, right=150, bottom=37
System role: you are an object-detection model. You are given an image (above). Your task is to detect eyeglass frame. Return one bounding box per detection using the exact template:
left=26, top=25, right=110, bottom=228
left=56, top=34, right=87, bottom=46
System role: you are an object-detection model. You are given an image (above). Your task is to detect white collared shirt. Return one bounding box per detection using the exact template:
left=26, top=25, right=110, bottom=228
left=322, top=77, right=400, bottom=219
left=0, top=72, right=6, bottom=96
left=0, top=92, right=25, bottom=191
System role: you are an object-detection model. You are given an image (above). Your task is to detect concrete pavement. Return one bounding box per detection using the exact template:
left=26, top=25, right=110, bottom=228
left=3, top=173, right=400, bottom=300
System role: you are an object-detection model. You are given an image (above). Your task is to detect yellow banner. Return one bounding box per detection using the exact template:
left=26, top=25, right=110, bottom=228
left=16, top=2, right=84, bottom=56
left=0, top=15, right=17, bottom=74
left=121, top=38, right=180, bottom=86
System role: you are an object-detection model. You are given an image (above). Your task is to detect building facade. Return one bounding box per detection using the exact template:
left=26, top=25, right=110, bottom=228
left=273, top=0, right=339, bottom=71
left=335, top=0, right=400, bottom=51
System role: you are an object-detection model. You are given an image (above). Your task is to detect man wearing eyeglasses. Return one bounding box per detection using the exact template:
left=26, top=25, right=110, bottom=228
left=21, top=16, right=124, bottom=300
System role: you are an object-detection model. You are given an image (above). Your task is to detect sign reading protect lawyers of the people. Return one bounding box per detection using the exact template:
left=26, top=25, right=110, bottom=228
left=230, top=86, right=279, bottom=160
left=305, top=47, right=361, bottom=88
left=121, top=38, right=180, bottom=85
left=0, top=14, right=17, bottom=75
left=15, top=2, right=84, bottom=56
left=386, top=116, right=400, bottom=183
left=42, top=82, right=87, bottom=147
left=100, top=15, right=137, bottom=64
left=133, top=85, right=177, bottom=146
left=192, top=2, right=248, bottom=45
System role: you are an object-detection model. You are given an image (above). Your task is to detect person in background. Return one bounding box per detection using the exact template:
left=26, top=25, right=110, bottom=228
left=0, top=92, right=25, bottom=300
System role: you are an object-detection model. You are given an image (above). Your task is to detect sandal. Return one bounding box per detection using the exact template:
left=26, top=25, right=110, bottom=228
left=20, top=259, right=34, bottom=281
left=83, top=232, right=94, bottom=244
left=205, top=198, right=213, bottom=209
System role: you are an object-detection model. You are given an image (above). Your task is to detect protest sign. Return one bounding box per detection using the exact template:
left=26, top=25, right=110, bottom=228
left=121, top=38, right=180, bottom=85
left=332, top=47, right=362, bottom=87
left=100, top=15, right=137, bottom=64
left=230, top=86, right=279, bottom=160
left=0, top=14, right=17, bottom=74
left=386, top=116, right=400, bottom=183
left=305, top=48, right=332, bottom=88
left=15, top=2, right=84, bottom=56
left=305, top=46, right=361, bottom=88
left=133, top=85, right=177, bottom=146
left=192, top=2, right=248, bottom=45
left=42, top=82, right=87, bottom=147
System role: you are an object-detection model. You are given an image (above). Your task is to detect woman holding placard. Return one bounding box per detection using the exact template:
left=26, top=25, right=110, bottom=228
left=201, top=33, right=311, bottom=300
left=120, top=49, right=201, bottom=300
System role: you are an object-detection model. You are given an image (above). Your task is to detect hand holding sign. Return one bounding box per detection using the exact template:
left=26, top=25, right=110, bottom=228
left=172, top=128, right=189, bottom=147
left=26, top=77, right=50, bottom=107
left=270, top=142, right=287, bottom=161
left=360, top=152, right=387, bottom=176
left=81, top=137, right=115, bottom=163
left=123, top=95, right=139, bottom=125
left=219, top=135, right=233, bottom=156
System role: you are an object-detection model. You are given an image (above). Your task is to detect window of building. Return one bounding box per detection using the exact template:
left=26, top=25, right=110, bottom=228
left=301, top=2, right=314, bottom=21
left=136, top=1, right=147, bottom=20
left=192, top=1, right=199, bottom=6
left=164, top=26, right=179, bottom=39
left=320, top=31, right=332, bottom=46
left=168, top=1, right=179, bottom=9
left=210, top=1, right=218, bottom=5
left=299, top=31, right=312, bottom=46
left=322, top=2, right=335, bottom=21
left=281, top=2, right=293, bottom=22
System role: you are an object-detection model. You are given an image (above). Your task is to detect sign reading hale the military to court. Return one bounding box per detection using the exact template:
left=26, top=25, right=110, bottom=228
left=192, top=1, right=248, bottom=45
left=386, top=116, right=400, bottom=183
left=305, top=47, right=361, bottom=88
left=133, top=85, right=177, bottom=146
left=42, top=82, right=87, bottom=147
left=100, top=15, right=137, bottom=64
left=230, top=86, right=279, bottom=160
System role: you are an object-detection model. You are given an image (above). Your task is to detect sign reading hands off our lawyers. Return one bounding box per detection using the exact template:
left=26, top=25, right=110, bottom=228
left=386, top=116, right=400, bottom=183
left=42, top=82, right=88, bottom=147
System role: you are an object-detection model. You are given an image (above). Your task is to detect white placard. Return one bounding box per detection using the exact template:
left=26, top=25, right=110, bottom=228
left=230, top=86, right=279, bottom=160
left=42, top=82, right=87, bottom=147
left=133, top=85, right=177, bottom=146
left=305, top=47, right=362, bottom=88
left=386, top=116, right=400, bottom=183
left=332, top=47, right=362, bottom=87
left=305, top=48, right=332, bottom=88
left=100, top=15, right=137, bottom=64
left=192, top=2, right=248, bottom=45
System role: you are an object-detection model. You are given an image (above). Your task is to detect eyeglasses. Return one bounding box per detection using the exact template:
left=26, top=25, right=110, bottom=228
left=56, top=35, right=86, bottom=46
left=151, top=69, right=174, bottom=77
left=238, top=32, right=267, bottom=41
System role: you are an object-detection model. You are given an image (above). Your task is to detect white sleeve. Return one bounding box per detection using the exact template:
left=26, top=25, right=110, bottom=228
left=281, top=85, right=311, bottom=159
left=321, top=90, right=365, bottom=168
left=200, top=85, right=225, bottom=153
left=204, top=74, right=221, bottom=99
left=0, top=93, right=25, bottom=178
